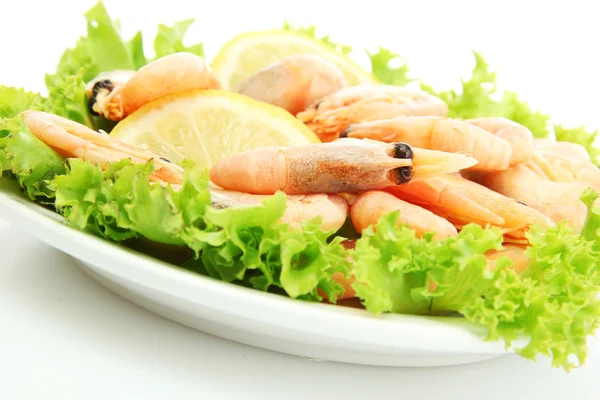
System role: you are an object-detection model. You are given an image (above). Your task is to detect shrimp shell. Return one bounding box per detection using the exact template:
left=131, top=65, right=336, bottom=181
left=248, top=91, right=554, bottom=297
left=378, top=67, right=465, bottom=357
left=350, top=190, right=458, bottom=239
left=237, top=54, right=347, bottom=115
left=296, top=84, right=449, bottom=142
left=87, top=52, right=222, bottom=121
left=343, top=116, right=513, bottom=171
left=386, top=174, right=554, bottom=243
left=209, top=138, right=478, bottom=195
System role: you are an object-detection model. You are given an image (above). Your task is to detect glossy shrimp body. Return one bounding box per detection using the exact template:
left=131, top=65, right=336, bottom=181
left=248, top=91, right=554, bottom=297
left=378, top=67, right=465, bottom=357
left=24, top=110, right=350, bottom=232
left=464, top=148, right=600, bottom=232
left=533, top=138, right=591, bottom=161
left=210, top=188, right=349, bottom=232
left=485, top=244, right=530, bottom=274
left=236, top=54, right=347, bottom=116
left=22, top=110, right=184, bottom=184
left=465, top=117, right=534, bottom=165
left=350, top=190, right=458, bottom=239
left=209, top=138, right=478, bottom=195
left=86, top=52, right=222, bottom=121
left=385, top=174, right=554, bottom=243
left=528, top=150, right=600, bottom=192
left=296, top=84, right=449, bottom=142
left=343, top=116, right=513, bottom=171
left=464, top=164, right=592, bottom=233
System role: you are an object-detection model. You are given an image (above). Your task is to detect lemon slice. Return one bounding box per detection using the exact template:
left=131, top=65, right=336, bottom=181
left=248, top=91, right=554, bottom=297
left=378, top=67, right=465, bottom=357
left=110, top=89, right=320, bottom=169
left=212, top=30, right=377, bottom=91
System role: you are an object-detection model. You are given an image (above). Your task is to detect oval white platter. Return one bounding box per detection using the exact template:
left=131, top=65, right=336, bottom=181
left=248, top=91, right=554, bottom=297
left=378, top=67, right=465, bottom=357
left=0, top=178, right=514, bottom=367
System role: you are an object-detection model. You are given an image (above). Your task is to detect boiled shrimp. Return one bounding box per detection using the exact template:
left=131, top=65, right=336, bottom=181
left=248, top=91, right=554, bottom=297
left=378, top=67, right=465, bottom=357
left=210, top=188, right=349, bottom=232
left=236, top=54, right=347, bottom=115
left=86, top=52, right=222, bottom=121
left=22, top=110, right=184, bottom=184
left=485, top=244, right=530, bottom=274
left=533, top=138, right=591, bottom=162
left=342, top=116, right=513, bottom=171
left=23, top=110, right=350, bottom=231
left=465, top=117, right=534, bottom=165
left=385, top=174, right=554, bottom=244
left=350, top=190, right=458, bottom=239
left=296, top=84, right=449, bottom=142
left=209, top=137, right=478, bottom=195
left=527, top=150, right=600, bottom=192
left=463, top=148, right=600, bottom=232
left=464, top=164, right=592, bottom=233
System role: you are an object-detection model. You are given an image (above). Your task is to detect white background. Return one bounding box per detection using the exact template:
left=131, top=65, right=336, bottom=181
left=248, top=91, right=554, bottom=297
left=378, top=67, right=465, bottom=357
left=1, top=0, right=600, bottom=398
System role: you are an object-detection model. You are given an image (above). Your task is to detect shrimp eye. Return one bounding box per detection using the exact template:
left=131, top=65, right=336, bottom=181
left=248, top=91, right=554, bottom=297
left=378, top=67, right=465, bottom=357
left=339, top=125, right=353, bottom=138
left=87, top=96, right=99, bottom=116
left=93, top=79, right=115, bottom=95
left=393, top=142, right=413, bottom=159
left=391, top=166, right=414, bottom=184
left=87, top=79, right=116, bottom=116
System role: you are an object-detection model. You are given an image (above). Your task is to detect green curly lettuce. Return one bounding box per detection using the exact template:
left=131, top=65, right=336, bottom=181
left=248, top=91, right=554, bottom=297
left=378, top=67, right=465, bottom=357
left=350, top=216, right=504, bottom=315
left=0, top=117, right=66, bottom=203
left=350, top=191, right=600, bottom=372
left=43, top=1, right=206, bottom=130
left=368, top=47, right=413, bottom=86
left=554, top=124, right=600, bottom=167
left=421, top=51, right=552, bottom=137
left=153, top=19, right=204, bottom=59
left=53, top=158, right=351, bottom=301
left=0, top=86, right=46, bottom=119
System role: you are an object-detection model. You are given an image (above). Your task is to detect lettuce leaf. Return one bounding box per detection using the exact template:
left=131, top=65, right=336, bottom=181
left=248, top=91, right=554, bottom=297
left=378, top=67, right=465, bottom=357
left=44, top=68, right=93, bottom=128
left=350, top=214, right=504, bottom=315
left=554, top=124, right=600, bottom=167
left=44, top=1, right=206, bottom=130
left=0, top=86, right=46, bottom=118
left=421, top=51, right=552, bottom=138
left=83, top=1, right=134, bottom=74
left=351, top=195, right=600, bottom=372
left=54, top=158, right=350, bottom=301
left=0, top=117, right=66, bottom=203
left=282, top=22, right=353, bottom=55
left=368, top=47, right=412, bottom=86
left=463, top=200, right=600, bottom=371
left=153, top=19, right=204, bottom=59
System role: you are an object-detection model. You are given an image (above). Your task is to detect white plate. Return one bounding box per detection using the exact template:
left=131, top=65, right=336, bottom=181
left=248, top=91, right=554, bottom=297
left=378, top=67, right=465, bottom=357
left=0, top=178, right=514, bottom=367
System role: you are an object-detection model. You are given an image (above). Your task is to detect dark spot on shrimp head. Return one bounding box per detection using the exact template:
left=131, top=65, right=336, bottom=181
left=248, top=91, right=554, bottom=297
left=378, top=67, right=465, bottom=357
left=87, top=79, right=115, bottom=116
left=87, top=96, right=99, bottom=115
left=339, top=125, right=354, bottom=138
left=391, top=166, right=414, bottom=185
left=93, top=79, right=115, bottom=95
left=393, top=142, right=413, bottom=160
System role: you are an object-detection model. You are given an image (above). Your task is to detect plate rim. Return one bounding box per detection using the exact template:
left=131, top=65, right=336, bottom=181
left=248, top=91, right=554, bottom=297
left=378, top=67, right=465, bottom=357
left=0, top=181, right=515, bottom=356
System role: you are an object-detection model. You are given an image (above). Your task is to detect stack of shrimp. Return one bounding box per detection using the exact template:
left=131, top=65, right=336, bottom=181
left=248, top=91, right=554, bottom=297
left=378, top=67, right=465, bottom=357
left=21, top=52, right=599, bottom=301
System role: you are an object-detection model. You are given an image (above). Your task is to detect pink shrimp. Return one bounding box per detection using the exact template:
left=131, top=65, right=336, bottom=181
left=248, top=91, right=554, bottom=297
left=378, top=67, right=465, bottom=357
left=209, top=138, right=478, bottom=195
